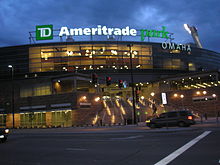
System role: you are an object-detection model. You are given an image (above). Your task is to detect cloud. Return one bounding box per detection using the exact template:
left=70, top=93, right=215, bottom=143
left=0, top=0, right=219, bottom=52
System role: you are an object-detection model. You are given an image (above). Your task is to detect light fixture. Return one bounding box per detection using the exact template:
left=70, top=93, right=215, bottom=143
left=150, top=92, right=155, bottom=97
left=174, top=93, right=178, bottom=97
left=94, top=97, right=101, bottom=102
left=184, top=24, right=191, bottom=34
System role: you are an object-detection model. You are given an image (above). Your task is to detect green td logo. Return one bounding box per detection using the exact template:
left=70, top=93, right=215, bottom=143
left=36, top=25, right=53, bottom=40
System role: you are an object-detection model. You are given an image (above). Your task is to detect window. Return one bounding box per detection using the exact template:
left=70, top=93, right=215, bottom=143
left=188, top=62, right=196, bottom=71
left=20, top=112, right=46, bottom=127
left=0, top=114, right=6, bottom=126
left=20, top=83, right=51, bottom=97
left=167, top=112, right=177, bottom=118
left=33, top=85, right=51, bottom=96
left=51, top=110, right=72, bottom=127
left=159, top=113, right=166, bottom=118
left=29, top=44, right=153, bottom=72
left=20, top=87, right=32, bottom=97
left=179, top=111, right=187, bottom=116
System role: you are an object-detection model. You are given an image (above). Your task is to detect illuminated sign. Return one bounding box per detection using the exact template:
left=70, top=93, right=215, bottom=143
left=36, top=25, right=53, bottom=40
left=35, top=25, right=172, bottom=41
left=161, top=93, right=167, bottom=105
left=161, top=42, right=191, bottom=52
left=140, top=26, right=170, bottom=41
left=59, top=25, right=137, bottom=36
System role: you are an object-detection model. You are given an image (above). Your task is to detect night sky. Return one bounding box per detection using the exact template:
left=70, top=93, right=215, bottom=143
left=0, top=0, right=219, bottom=52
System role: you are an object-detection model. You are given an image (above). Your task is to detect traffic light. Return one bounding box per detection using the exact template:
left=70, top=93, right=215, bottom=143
left=106, top=76, right=112, bottom=86
left=135, top=87, right=140, bottom=103
left=118, top=80, right=123, bottom=88
left=91, top=73, right=98, bottom=84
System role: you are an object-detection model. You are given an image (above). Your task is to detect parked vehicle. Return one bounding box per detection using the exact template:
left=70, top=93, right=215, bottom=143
left=146, top=110, right=195, bottom=128
left=0, top=128, right=9, bottom=143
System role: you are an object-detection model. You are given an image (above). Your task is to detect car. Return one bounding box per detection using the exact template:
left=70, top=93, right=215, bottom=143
left=146, top=110, right=195, bottom=128
left=0, top=128, right=9, bottom=143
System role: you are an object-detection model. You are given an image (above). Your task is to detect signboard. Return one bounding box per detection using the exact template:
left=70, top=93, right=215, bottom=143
left=79, top=103, right=91, bottom=105
left=36, top=25, right=53, bottom=40
left=79, top=102, right=91, bottom=108
left=59, top=25, right=137, bottom=37
left=161, top=93, right=167, bottom=105
left=161, top=42, right=191, bottom=52
left=140, top=26, right=170, bottom=41
left=35, top=25, right=172, bottom=41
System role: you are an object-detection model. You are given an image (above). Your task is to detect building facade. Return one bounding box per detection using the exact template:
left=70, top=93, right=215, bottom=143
left=0, top=41, right=220, bottom=128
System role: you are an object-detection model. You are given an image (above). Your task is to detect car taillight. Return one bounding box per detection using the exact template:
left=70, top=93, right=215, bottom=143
left=188, top=116, right=193, bottom=120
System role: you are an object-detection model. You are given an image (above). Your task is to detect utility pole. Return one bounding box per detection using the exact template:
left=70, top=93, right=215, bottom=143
left=128, top=44, right=137, bottom=124
left=8, top=65, right=15, bottom=128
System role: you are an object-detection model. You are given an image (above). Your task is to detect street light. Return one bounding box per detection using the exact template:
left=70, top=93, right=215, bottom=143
left=180, top=94, right=184, bottom=109
left=212, top=94, right=218, bottom=122
left=127, top=44, right=137, bottom=124
left=195, top=90, right=207, bottom=123
left=8, top=65, right=15, bottom=128
left=183, top=24, right=203, bottom=48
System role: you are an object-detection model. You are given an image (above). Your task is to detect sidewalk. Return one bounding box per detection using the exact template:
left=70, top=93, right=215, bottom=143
left=9, top=124, right=199, bottom=134
left=195, top=117, right=220, bottom=124
left=8, top=117, right=220, bottom=135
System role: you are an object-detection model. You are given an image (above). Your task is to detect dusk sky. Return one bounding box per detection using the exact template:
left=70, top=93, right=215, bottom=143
left=0, top=0, right=220, bottom=52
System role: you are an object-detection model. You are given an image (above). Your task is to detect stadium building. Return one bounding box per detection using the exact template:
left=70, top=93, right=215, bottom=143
left=0, top=25, right=219, bottom=128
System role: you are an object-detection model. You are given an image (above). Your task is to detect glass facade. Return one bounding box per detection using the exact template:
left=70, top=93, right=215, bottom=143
left=20, top=112, right=46, bottom=127
left=29, top=43, right=153, bottom=72
left=152, top=46, right=192, bottom=70
left=0, top=114, right=6, bottom=126
left=51, top=110, right=72, bottom=127
left=20, top=83, right=51, bottom=98
left=0, top=42, right=219, bottom=79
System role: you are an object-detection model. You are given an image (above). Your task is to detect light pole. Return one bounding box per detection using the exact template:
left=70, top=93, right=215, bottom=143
left=127, top=44, right=137, bottom=124
left=151, top=92, right=157, bottom=114
left=8, top=65, right=15, bottom=128
left=196, top=90, right=207, bottom=123
left=180, top=94, right=184, bottom=109
left=212, top=94, right=218, bottom=122
left=172, top=93, right=184, bottom=110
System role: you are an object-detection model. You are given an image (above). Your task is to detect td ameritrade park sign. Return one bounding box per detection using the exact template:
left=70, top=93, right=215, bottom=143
left=36, top=24, right=170, bottom=41
left=35, top=24, right=191, bottom=51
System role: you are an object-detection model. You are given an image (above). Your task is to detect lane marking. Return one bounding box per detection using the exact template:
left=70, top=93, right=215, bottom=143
left=66, top=148, right=87, bottom=151
left=110, top=135, right=143, bottom=140
left=154, top=131, right=212, bottom=165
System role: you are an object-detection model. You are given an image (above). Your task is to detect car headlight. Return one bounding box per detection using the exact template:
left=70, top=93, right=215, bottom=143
left=5, top=129, right=9, bottom=134
left=145, top=120, right=151, bottom=123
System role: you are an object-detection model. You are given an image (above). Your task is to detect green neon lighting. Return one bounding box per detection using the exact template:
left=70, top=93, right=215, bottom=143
left=140, top=26, right=170, bottom=41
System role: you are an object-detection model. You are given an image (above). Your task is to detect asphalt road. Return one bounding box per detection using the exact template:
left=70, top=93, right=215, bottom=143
left=0, top=125, right=219, bottom=165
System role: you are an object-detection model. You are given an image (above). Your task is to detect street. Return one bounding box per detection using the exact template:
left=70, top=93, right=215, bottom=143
left=0, top=124, right=219, bottom=165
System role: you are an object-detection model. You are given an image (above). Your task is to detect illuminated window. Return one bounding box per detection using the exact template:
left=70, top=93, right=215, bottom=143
left=29, top=44, right=153, bottom=72
left=188, top=62, right=196, bottom=71
left=0, top=114, right=6, bottom=126
left=20, top=83, right=51, bottom=97
left=20, top=112, right=46, bottom=127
